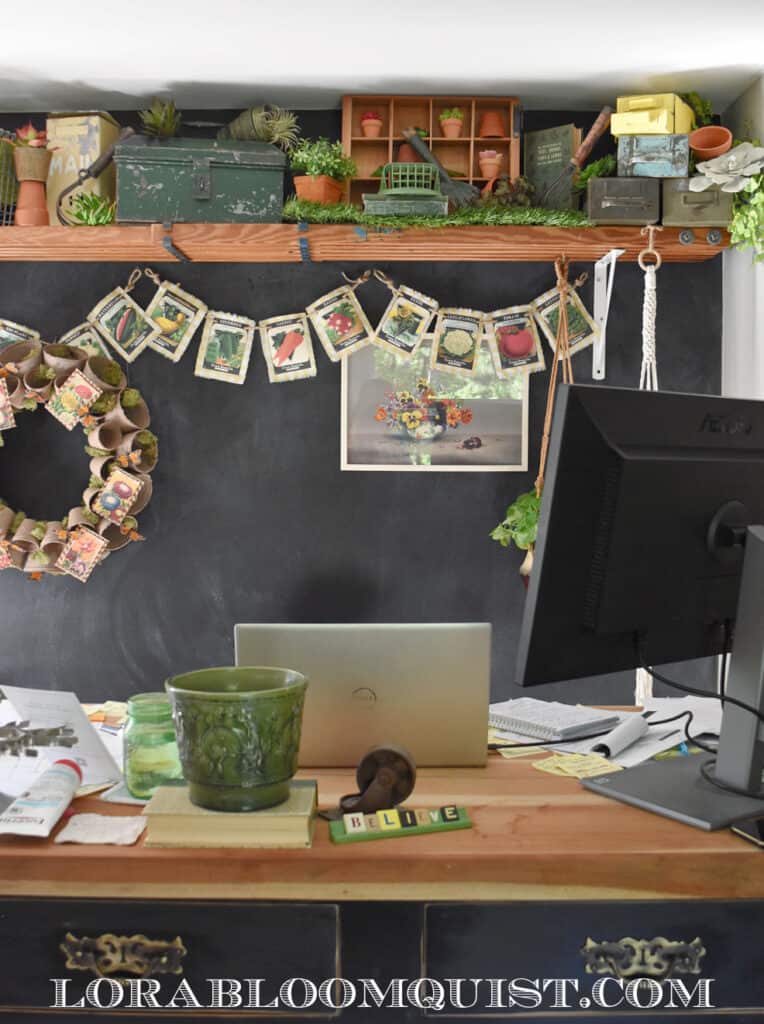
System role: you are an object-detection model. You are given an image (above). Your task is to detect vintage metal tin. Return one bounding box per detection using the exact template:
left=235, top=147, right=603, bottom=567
left=662, top=179, right=732, bottom=227
left=617, top=134, right=690, bottom=178
left=587, top=178, right=660, bottom=225
left=612, top=94, right=695, bottom=136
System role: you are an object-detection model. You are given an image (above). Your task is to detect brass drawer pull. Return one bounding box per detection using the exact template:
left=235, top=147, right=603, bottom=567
left=61, top=932, right=187, bottom=980
left=581, top=936, right=706, bottom=980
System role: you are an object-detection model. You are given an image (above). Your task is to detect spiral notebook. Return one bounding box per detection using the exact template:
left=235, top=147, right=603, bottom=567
left=488, top=698, right=619, bottom=741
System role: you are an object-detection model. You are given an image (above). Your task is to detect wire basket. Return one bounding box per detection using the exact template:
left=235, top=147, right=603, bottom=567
left=378, top=163, right=440, bottom=195
left=0, top=138, right=18, bottom=226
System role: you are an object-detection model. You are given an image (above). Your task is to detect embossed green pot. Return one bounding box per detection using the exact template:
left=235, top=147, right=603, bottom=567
left=165, top=667, right=308, bottom=812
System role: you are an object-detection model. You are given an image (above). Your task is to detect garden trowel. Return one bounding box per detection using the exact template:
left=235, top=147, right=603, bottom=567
left=401, top=127, right=480, bottom=209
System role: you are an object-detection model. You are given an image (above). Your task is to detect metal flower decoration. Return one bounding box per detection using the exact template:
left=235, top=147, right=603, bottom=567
left=690, top=142, right=764, bottom=193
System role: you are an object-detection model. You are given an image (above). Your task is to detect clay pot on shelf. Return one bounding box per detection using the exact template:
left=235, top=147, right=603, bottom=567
left=689, top=125, right=733, bottom=162
left=439, top=117, right=464, bottom=139
left=479, top=150, right=503, bottom=179
left=12, top=147, right=51, bottom=227
left=360, top=115, right=383, bottom=138
left=478, top=110, right=505, bottom=138
left=293, top=175, right=344, bottom=205
left=396, top=142, right=422, bottom=164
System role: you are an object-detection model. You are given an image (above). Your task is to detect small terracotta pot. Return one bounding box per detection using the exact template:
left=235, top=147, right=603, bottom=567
left=14, top=183, right=49, bottom=227
left=689, top=125, right=733, bottom=162
left=87, top=423, right=123, bottom=451
left=43, top=343, right=88, bottom=380
left=293, top=175, right=344, bottom=205
left=396, top=142, right=421, bottom=164
left=479, top=158, right=502, bottom=179
left=361, top=118, right=383, bottom=138
left=1, top=340, right=42, bottom=376
left=440, top=118, right=463, bottom=139
left=478, top=111, right=505, bottom=138
left=83, top=356, right=127, bottom=394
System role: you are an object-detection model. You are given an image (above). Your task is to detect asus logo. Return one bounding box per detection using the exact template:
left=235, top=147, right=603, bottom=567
left=700, top=413, right=752, bottom=437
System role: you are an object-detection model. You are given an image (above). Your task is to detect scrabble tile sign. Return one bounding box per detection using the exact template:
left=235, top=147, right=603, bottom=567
left=330, top=805, right=471, bottom=844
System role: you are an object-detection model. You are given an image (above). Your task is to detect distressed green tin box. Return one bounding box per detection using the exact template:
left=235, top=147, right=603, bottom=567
left=662, top=179, right=732, bottom=227
left=114, top=136, right=285, bottom=223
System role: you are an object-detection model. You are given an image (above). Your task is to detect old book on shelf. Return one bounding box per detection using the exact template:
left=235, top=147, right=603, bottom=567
left=143, top=779, right=317, bottom=848
left=523, top=124, right=582, bottom=210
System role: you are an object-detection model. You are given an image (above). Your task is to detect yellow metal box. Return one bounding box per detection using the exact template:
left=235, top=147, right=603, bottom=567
left=611, top=94, right=694, bottom=136
left=45, top=111, right=120, bottom=223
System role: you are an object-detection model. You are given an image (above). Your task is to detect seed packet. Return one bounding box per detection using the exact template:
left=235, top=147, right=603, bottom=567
left=532, top=286, right=599, bottom=357
left=486, top=305, right=545, bottom=376
left=92, top=467, right=144, bottom=525
left=88, top=288, right=161, bottom=363
left=258, top=313, right=317, bottom=383
left=56, top=323, right=110, bottom=361
left=56, top=527, right=108, bottom=583
left=306, top=285, right=374, bottom=362
left=144, top=276, right=208, bottom=363
left=373, top=284, right=439, bottom=358
left=46, top=369, right=102, bottom=431
left=430, top=308, right=484, bottom=377
left=0, top=378, right=15, bottom=431
left=0, top=318, right=39, bottom=354
left=194, top=311, right=255, bottom=385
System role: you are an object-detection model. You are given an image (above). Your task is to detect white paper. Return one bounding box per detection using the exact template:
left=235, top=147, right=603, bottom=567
left=641, top=696, right=722, bottom=738
left=554, top=711, right=686, bottom=767
left=99, top=781, right=147, bottom=806
left=0, top=686, right=121, bottom=801
left=54, top=813, right=146, bottom=845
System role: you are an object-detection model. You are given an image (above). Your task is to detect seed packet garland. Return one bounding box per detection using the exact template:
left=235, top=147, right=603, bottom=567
left=144, top=274, right=208, bottom=363
left=258, top=313, right=317, bottom=383
left=0, top=318, right=40, bottom=354
left=46, top=369, right=102, bottom=431
left=56, top=323, right=110, bottom=361
left=306, top=285, right=374, bottom=363
left=532, top=286, right=599, bottom=357
left=55, top=527, right=109, bottom=583
left=0, top=379, right=15, bottom=432
left=92, top=467, right=143, bottom=525
left=430, top=309, right=484, bottom=377
left=373, top=284, right=439, bottom=358
left=194, top=311, right=255, bottom=385
left=88, top=288, right=161, bottom=363
left=487, top=305, right=546, bottom=376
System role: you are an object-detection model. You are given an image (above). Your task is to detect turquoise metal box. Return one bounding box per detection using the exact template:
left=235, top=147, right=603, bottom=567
left=617, top=134, right=689, bottom=178
left=114, top=135, right=285, bottom=223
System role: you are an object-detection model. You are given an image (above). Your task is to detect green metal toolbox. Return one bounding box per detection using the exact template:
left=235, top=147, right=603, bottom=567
left=662, top=179, right=732, bottom=227
left=114, top=135, right=285, bottom=223
left=587, top=178, right=660, bottom=225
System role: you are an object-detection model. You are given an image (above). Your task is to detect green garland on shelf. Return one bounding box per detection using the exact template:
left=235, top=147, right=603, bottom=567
left=282, top=198, right=592, bottom=229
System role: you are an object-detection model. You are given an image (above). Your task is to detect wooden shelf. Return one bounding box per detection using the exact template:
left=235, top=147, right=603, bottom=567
left=0, top=224, right=728, bottom=263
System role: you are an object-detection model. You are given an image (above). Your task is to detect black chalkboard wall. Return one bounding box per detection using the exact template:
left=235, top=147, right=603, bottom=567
left=0, top=256, right=721, bottom=703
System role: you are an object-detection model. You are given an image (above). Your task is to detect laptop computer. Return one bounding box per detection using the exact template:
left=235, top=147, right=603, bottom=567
left=234, top=623, right=490, bottom=767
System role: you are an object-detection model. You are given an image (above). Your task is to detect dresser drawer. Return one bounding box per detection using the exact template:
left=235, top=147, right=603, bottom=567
left=423, top=901, right=764, bottom=1019
left=0, top=898, right=339, bottom=1019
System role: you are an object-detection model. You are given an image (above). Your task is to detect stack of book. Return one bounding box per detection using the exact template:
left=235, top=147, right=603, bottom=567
left=143, top=779, right=317, bottom=848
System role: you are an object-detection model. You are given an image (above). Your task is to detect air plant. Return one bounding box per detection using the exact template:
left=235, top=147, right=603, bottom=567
left=139, top=98, right=182, bottom=139
left=218, top=105, right=300, bottom=151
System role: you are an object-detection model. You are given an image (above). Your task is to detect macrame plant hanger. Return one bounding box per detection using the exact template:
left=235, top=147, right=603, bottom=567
left=634, top=225, right=662, bottom=704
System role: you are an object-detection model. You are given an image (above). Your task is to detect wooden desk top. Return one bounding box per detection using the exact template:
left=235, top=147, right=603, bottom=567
left=0, top=757, right=761, bottom=902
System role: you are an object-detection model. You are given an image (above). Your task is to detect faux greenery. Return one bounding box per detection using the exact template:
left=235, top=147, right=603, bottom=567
left=218, top=105, right=299, bottom=151
left=139, top=98, right=182, bottom=139
left=490, top=490, right=541, bottom=551
left=573, top=153, right=617, bottom=193
left=290, top=138, right=357, bottom=181
left=282, top=197, right=591, bottom=228
left=440, top=107, right=464, bottom=121
left=681, top=92, right=714, bottom=127
left=90, top=357, right=123, bottom=387
left=69, top=192, right=116, bottom=225
left=90, top=392, right=118, bottom=415
left=121, top=388, right=143, bottom=409
left=729, top=173, right=764, bottom=260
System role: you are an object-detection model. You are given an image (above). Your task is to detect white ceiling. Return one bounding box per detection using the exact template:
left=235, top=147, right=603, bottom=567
left=2, top=0, right=763, bottom=114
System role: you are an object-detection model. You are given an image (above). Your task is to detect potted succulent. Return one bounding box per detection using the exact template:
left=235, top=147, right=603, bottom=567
left=360, top=111, right=383, bottom=138
left=439, top=107, right=464, bottom=139
left=290, top=138, right=357, bottom=205
left=479, top=149, right=503, bottom=179
left=9, top=123, right=51, bottom=227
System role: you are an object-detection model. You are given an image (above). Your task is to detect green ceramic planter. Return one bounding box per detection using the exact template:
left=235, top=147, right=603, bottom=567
left=165, top=666, right=308, bottom=812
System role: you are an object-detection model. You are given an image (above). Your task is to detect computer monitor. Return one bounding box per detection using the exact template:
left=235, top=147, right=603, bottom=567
left=517, top=384, right=764, bottom=830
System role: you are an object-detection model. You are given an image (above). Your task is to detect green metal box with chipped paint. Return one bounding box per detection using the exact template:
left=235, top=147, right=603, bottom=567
left=114, top=135, right=285, bottom=224
left=662, top=179, right=732, bottom=227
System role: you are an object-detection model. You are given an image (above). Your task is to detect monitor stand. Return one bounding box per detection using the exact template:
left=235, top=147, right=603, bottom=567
left=584, top=525, right=764, bottom=831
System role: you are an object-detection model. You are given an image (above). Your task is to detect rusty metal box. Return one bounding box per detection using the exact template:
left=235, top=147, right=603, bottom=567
left=587, top=178, right=660, bottom=225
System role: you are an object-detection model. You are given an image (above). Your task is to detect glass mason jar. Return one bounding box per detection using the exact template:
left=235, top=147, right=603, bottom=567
left=124, top=692, right=184, bottom=799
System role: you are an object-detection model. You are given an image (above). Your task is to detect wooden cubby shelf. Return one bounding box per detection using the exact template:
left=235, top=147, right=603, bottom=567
left=0, top=224, right=728, bottom=263
left=0, top=225, right=725, bottom=264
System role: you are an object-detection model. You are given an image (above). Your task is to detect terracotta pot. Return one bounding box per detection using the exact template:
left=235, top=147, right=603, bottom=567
left=293, top=175, right=344, bottom=205
left=689, top=125, right=733, bottom=162
left=83, top=356, right=127, bottom=394
left=43, top=343, right=88, bottom=380
left=361, top=118, right=383, bottom=138
left=0, top=340, right=42, bottom=376
left=396, top=142, right=421, bottom=164
left=440, top=118, right=463, bottom=139
left=478, top=111, right=505, bottom=138
left=13, top=146, right=51, bottom=183
left=13, top=149, right=51, bottom=227
left=479, top=158, right=502, bottom=179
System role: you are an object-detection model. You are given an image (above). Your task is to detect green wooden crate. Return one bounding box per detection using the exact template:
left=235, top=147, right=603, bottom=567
left=115, top=135, right=285, bottom=224
left=363, top=163, right=448, bottom=216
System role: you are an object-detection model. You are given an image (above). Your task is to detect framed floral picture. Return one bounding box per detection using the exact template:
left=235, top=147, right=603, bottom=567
left=341, top=337, right=528, bottom=472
